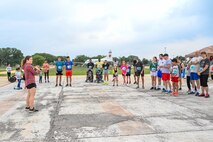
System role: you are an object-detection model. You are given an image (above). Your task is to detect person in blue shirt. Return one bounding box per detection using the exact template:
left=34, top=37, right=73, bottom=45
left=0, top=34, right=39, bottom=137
left=64, top=56, right=73, bottom=87
left=55, top=57, right=64, bottom=87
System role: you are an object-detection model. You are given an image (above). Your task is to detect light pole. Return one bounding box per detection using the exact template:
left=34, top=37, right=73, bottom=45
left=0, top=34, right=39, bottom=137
left=164, top=47, right=167, bottom=53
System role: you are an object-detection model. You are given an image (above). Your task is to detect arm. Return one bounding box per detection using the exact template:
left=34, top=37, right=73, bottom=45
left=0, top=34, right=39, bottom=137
left=28, top=66, right=39, bottom=75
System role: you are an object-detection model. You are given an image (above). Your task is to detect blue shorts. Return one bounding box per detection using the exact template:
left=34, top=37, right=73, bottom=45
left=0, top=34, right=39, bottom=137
left=190, top=72, right=200, bottom=80
left=157, top=70, right=162, bottom=78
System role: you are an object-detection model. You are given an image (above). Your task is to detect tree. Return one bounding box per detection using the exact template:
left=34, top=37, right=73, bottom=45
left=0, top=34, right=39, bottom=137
left=33, top=53, right=57, bottom=63
left=32, top=55, right=45, bottom=66
left=142, top=58, right=150, bottom=65
left=0, top=47, right=24, bottom=66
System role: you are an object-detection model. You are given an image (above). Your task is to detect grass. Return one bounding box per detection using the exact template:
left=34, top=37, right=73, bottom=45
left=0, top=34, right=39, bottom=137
left=0, top=66, right=150, bottom=76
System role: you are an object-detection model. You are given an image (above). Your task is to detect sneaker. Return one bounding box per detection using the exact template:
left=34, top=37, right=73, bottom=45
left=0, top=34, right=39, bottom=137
left=199, top=93, right=205, bottom=97
left=167, top=90, right=172, bottom=94
left=45, top=81, right=47, bottom=83
left=65, top=84, right=68, bottom=87
left=55, top=84, right=58, bottom=87
left=142, top=86, right=145, bottom=89
left=29, top=108, right=38, bottom=113
left=174, top=92, right=179, bottom=97
left=188, top=91, right=195, bottom=95
left=136, top=86, right=139, bottom=89
left=179, top=88, right=182, bottom=90
left=59, top=84, right=62, bottom=86
left=150, top=87, right=154, bottom=90
left=170, top=92, right=175, bottom=95
left=25, top=107, right=30, bottom=110
left=205, top=94, right=210, bottom=98
left=70, top=84, right=72, bottom=87
left=113, top=84, right=115, bottom=87
left=117, top=84, right=118, bottom=86
left=195, top=92, right=200, bottom=96
left=134, top=82, right=136, bottom=84
left=157, top=88, right=161, bottom=91
left=162, top=90, right=167, bottom=93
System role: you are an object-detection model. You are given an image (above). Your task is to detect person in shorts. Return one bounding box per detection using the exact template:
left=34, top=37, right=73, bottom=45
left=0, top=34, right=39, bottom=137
left=112, top=65, right=119, bottom=86
left=65, top=56, right=73, bottom=87
left=157, top=54, right=165, bottom=90
left=171, top=58, right=180, bottom=96
left=150, top=57, right=158, bottom=90
left=160, top=54, right=172, bottom=94
left=126, top=63, right=131, bottom=84
left=134, top=60, right=144, bottom=89
left=199, top=52, right=210, bottom=98
left=188, top=51, right=202, bottom=96
left=120, top=60, right=128, bottom=85
left=133, top=60, right=137, bottom=84
left=55, top=57, right=64, bottom=87
left=103, top=60, right=110, bottom=84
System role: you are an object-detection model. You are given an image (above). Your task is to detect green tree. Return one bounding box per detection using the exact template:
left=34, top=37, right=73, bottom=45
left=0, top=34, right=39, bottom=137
left=0, top=47, right=24, bottom=66
left=32, top=55, right=45, bottom=66
left=142, top=58, right=150, bottom=65
left=33, top=53, right=57, bottom=63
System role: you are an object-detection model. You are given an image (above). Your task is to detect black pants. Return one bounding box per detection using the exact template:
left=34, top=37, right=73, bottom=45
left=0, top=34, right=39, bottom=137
left=44, top=70, right=49, bottom=81
left=211, top=74, right=213, bottom=80
left=187, top=76, right=191, bottom=90
left=7, top=72, right=11, bottom=80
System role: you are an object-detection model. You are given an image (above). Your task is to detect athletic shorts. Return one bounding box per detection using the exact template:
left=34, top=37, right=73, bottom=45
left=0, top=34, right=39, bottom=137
left=56, top=71, right=63, bottom=76
left=104, top=70, right=109, bottom=75
left=135, top=71, right=141, bottom=77
left=126, top=72, right=131, bottom=76
left=26, top=83, right=37, bottom=89
left=122, top=73, right=126, bottom=76
left=200, top=74, right=209, bottom=87
left=162, top=73, right=170, bottom=81
left=66, top=70, right=72, bottom=76
left=150, top=71, right=157, bottom=77
left=190, top=72, right=199, bottom=81
left=171, top=77, right=179, bottom=83
left=157, top=70, right=162, bottom=78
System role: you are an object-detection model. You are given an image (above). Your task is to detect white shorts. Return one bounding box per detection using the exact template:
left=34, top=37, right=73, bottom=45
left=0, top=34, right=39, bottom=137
left=150, top=71, right=157, bottom=77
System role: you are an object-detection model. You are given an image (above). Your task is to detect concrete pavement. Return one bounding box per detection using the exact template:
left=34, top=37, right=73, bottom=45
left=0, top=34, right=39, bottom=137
left=0, top=76, right=213, bottom=142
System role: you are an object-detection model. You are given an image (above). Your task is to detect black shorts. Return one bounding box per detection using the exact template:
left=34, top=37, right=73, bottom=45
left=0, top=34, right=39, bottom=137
left=126, top=73, right=131, bottom=76
left=26, top=83, right=37, bottom=89
left=200, top=74, right=209, bottom=87
left=56, top=71, right=63, bottom=76
left=135, top=71, right=141, bottom=76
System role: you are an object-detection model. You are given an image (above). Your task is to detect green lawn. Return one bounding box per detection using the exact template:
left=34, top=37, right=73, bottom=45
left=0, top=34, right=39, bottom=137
left=0, top=66, right=150, bottom=76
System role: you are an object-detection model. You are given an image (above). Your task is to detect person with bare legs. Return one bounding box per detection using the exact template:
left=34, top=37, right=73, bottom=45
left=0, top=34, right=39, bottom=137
left=157, top=54, right=165, bottom=90
left=103, top=60, right=110, bottom=85
left=65, top=56, right=73, bottom=87
left=55, top=57, right=64, bottom=87
left=134, top=59, right=143, bottom=89
left=160, top=54, right=172, bottom=94
left=199, top=52, right=210, bottom=98
left=126, top=62, right=131, bottom=84
left=150, top=57, right=158, bottom=90
left=22, top=56, right=40, bottom=112
left=188, top=51, right=202, bottom=96
left=120, top=60, right=128, bottom=85
left=43, top=60, right=50, bottom=83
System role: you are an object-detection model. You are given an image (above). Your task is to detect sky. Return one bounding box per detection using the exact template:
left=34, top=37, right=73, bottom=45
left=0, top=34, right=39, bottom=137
left=0, top=0, right=213, bottom=59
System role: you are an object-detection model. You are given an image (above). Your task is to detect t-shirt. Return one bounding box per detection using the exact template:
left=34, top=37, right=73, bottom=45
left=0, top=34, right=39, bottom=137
left=56, top=61, right=64, bottom=72
left=65, top=61, right=73, bottom=70
left=127, top=65, right=131, bottom=73
left=158, top=59, right=165, bottom=71
left=6, top=67, right=12, bottom=73
left=150, top=62, right=158, bottom=72
left=113, top=68, right=118, bottom=76
left=190, top=56, right=202, bottom=73
left=172, top=65, right=179, bottom=77
left=87, top=62, right=94, bottom=69
left=161, top=59, right=172, bottom=74
left=15, top=71, right=22, bottom=79
left=43, top=63, right=49, bottom=72
left=200, top=58, right=210, bottom=75
left=103, top=63, right=110, bottom=70
left=96, top=62, right=103, bottom=69
left=135, top=62, right=143, bottom=72
left=120, top=65, right=128, bottom=75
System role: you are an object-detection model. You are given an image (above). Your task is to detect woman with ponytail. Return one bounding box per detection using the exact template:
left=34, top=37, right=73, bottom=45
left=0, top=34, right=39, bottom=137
left=22, top=56, right=40, bottom=112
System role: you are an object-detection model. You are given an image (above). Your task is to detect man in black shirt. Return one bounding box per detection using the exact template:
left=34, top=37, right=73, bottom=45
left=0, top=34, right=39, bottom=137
left=134, top=59, right=144, bottom=89
left=103, top=60, right=110, bottom=84
left=86, top=59, right=94, bottom=82
left=199, top=52, right=210, bottom=98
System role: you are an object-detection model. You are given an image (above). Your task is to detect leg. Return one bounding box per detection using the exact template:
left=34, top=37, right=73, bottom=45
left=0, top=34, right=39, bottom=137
left=70, top=76, right=72, bottom=85
left=47, top=70, right=49, bottom=82
left=187, top=76, right=191, bottom=91
left=56, top=75, right=58, bottom=85
left=29, top=88, right=36, bottom=109
left=59, top=75, right=62, bottom=85
left=44, top=72, right=47, bottom=82
left=26, top=89, right=30, bottom=107
left=66, top=76, right=68, bottom=85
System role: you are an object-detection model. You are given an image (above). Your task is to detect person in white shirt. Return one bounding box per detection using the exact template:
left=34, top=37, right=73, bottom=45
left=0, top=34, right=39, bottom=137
left=157, top=54, right=165, bottom=90
left=188, top=51, right=202, bottom=96
left=6, top=64, right=12, bottom=80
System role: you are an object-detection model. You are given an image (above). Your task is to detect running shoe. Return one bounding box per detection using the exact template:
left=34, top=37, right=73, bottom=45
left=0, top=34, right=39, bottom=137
left=65, top=84, right=68, bottom=87
left=188, top=91, right=195, bottom=95
left=59, top=84, right=62, bottom=86
left=55, top=84, right=58, bottom=87
left=25, top=107, right=30, bottom=110
left=70, top=84, right=72, bottom=87
left=195, top=92, right=200, bottom=96
left=150, top=87, right=154, bottom=90
left=167, top=90, right=172, bottom=94
left=162, top=90, right=168, bottom=93
left=205, top=94, right=210, bottom=98
left=29, top=108, right=38, bottom=113
left=199, top=93, right=205, bottom=97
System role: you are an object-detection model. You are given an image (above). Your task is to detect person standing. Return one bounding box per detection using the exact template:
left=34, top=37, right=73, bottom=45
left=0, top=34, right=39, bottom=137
left=150, top=57, right=158, bottom=90
left=186, top=57, right=193, bottom=93
left=171, top=58, right=180, bottom=96
left=126, top=62, right=131, bottom=84
left=157, top=54, right=165, bottom=90
left=120, top=60, right=128, bottom=85
left=177, top=58, right=185, bottom=90
left=188, top=51, right=202, bottom=96
left=15, top=67, right=23, bottom=90
left=64, top=56, right=73, bottom=87
left=112, top=65, right=119, bottom=86
left=42, top=60, right=50, bottom=83
left=6, top=64, right=12, bottom=80
left=22, top=56, right=40, bottom=112
left=134, top=59, right=144, bottom=89
left=55, top=57, right=64, bottom=87
left=199, top=52, right=210, bottom=98
left=160, top=54, right=172, bottom=94
left=103, top=60, right=110, bottom=84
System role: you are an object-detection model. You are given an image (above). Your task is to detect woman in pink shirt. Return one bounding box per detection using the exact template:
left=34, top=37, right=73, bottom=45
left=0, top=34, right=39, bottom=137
left=42, top=60, right=50, bottom=83
left=22, top=56, right=40, bottom=112
left=120, top=60, right=128, bottom=85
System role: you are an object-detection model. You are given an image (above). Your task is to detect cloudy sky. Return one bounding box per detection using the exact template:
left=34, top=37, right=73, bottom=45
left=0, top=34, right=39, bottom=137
left=0, top=0, right=212, bottom=59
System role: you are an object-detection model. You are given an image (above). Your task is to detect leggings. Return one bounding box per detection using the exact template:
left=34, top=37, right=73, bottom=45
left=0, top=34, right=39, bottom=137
left=44, top=70, right=49, bottom=81
left=187, top=76, right=191, bottom=90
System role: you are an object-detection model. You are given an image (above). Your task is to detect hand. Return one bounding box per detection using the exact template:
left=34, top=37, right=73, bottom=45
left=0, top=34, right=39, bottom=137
left=198, top=72, right=201, bottom=76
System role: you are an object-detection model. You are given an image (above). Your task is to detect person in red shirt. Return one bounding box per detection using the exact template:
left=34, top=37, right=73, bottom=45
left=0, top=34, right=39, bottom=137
left=42, top=60, right=50, bottom=83
left=22, top=56, right=41, bottom=112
